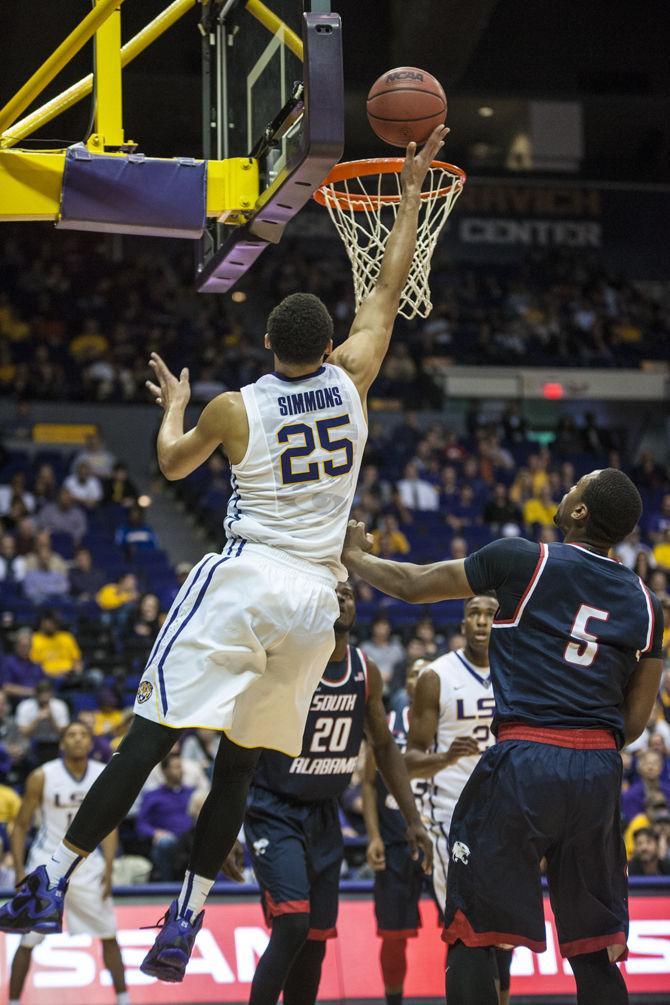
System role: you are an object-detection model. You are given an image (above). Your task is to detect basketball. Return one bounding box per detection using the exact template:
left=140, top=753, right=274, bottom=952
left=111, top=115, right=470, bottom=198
left=366, top=67, right=447, bottom=147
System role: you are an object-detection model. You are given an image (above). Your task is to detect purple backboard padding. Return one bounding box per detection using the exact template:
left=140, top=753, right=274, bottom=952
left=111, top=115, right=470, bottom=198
left=56, top=145, right=207, bottom=239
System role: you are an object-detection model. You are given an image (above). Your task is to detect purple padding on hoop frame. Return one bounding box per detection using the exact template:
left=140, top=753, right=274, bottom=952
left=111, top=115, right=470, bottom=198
left=56, top=144, right=206, bottom=239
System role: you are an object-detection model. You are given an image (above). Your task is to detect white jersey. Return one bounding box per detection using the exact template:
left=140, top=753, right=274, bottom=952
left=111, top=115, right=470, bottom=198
left=225, top=363, right=367, bottom=579
left=419, top=649, right=495, bottom=832
left=30, top=758, right=105, bottom=870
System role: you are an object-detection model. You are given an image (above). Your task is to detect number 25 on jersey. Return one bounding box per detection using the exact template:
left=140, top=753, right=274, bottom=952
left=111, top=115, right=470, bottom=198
left=278, top=415, right=353, bottom=484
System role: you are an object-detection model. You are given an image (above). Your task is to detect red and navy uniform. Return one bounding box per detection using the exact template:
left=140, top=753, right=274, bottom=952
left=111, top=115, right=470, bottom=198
left=443, top=538, right=664, bottom=960
left=373, top=694, right=424, bottom=938
left=245, top=646, right=367, bottom=941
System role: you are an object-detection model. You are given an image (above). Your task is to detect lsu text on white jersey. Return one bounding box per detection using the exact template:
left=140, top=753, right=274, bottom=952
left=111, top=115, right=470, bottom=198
left=225, top=363, right=367, bottom=579
left=28, top=758, right=106, bottom=878
left=419, top=649, right=495, bottom=832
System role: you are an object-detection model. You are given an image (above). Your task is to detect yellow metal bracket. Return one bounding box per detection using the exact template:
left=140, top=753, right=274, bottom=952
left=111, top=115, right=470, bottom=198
left=89, top=0, right=126, bottom=151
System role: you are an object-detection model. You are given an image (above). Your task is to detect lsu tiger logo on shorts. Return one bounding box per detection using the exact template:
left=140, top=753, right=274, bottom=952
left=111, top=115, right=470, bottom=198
left=136, top=680, right=153, bottom=704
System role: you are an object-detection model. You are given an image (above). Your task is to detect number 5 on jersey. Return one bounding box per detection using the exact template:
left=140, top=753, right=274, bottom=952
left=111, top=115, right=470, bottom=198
left=564, top=604, right=609, bottom=667
left=278, top=415, right=353, bottom=484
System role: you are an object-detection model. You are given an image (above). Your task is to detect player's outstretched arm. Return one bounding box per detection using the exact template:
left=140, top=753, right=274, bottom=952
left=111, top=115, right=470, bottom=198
left=405, top=671, right=479, bottom=779
left=328, top=125, right=449, bottom=399
left=362, top=746, right=386, bottom=871
left=342, top=520, right=473, bottom=603
left=146, top=353, right=247, bottom=480
left=623, top=656, right=663, bottom=745
left=10, top=768, right=44, bottom=882
left=364, top=659, right=433, bottom=873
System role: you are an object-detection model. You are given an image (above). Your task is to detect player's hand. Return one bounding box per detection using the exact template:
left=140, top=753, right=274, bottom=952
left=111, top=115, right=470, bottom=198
left=146, top=352, right=191, bottom=411
left=102, top=868, right=113, bottom=899
left=221, top=840, right=245, bottom=883
left=401, top=124, right=449, bottom=197
left=407, top=820, right=433, bottom=875
left=443, top=736, right=480, bottom=767
left=366, top=836, right=386, bottom=871
left=342, top=520, right=374, bottom=564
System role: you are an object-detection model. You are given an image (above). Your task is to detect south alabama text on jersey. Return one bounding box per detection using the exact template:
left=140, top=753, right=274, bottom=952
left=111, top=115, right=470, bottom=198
left=252, top=646, right=368, bottom=801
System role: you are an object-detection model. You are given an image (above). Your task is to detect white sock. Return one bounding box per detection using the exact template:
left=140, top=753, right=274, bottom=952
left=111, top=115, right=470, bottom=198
left=47, top=842, right=84, bottom=887
left=116, top=992, right=130, bottom=1005
left=9, top=999, right=19, bottom=1005
left=176, top=870, right=213, bottom=920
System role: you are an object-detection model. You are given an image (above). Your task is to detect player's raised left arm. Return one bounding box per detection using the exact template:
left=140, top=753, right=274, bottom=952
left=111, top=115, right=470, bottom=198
left=146, top=353, right=236, bottom=480
left=364, top=659, right=432, bottom=873
left=343, top=521, right=473, bottom=603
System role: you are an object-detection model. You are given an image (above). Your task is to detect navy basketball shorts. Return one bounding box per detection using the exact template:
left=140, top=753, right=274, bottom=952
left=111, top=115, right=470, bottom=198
left=373, top=841, right=424, bottom=939
left=245, top=786, right=343, bottom=940
left=443, top=726, right=628, bottom=960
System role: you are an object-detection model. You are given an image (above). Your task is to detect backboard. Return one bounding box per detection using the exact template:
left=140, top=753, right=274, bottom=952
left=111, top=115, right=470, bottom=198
left=197, top=0, right=344, bottom=293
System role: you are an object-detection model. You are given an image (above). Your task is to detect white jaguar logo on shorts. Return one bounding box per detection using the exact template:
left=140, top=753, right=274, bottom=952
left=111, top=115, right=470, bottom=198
left=253, top=838, right=269, bottom=856
left=452, top=841, right=470, bottom=865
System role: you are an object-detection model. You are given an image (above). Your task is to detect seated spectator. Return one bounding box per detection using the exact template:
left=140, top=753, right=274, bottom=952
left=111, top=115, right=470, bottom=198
left=16, top=679, right=69, bottom=764
left=361, top=616, right=405, bottom=692
left=22, top=535, right=69, bottom=604
left=650, top=571, right=669, bottom=596
left=68, top=546, right=105, bottom=601
left=96, top=571, right=140, bottom=611
left=136, top=753, right=196, bottom=880
left=397, top=462, right=439, bottom=511
left=115, top=505, right=157, bottom=553
left=0, top=690, right=28, bottom=766
left=615, top=527, right=654, bottom=569
left=450, top=536, right=469, bottom=560
left=522, top=484, right=558, bottom=531
left=159, top=561, right=192, bottom=609
left=104, top=461, right=137, bottom=507
left=0, top=628, right=44, bottom=701
left=180, top=729, right=220, bottom=776
left=33, top=463, right=58, bottom=507
left=390, top=637, right=427, bottom=697
left=92, top=688, right=125, bottom=737
left=72, top=431, right=115, bottom=479
left=64, top=461, right=103, bottom=509
left=483, top=483, right=523, bottom=533
left=653, top=528, right=670, bottom=572
left=621, top=749, right=670, bottom=824
left=446, top=484, right=481, bottom=531
left=370, top=515, right=410, bottom=558
left=37, top=487, right=87, bottom=542
left=633, top=550, right=654, bottom=584
left=30, top=611, right=83, bottom=679
left=0, top=472, right=35, bottom=517
left=77, top=710, right=112, bottom=763
left=624, top=793, right=670, bottom=857
left=647, top=493, right=670, bottom=544
left=123, top=593, right=161, bottom=668
left=0, top=533, right=27, bottom=582
left=628, top=827, right=670, bottom=876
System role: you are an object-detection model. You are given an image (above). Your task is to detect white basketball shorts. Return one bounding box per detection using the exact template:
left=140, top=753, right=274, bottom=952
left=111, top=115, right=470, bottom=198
left=134, top=541, right=339, bottom=756
left=21, top=848, right=116, bottom=946
left=427, top=822, right=450, bottom=918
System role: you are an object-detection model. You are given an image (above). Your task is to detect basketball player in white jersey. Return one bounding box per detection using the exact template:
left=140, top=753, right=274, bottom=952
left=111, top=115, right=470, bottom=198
left=7, top=722, right=128, bottom=1005
left=405, top=593, right=512, bottom=1005
left=0, top=125, right=449, bottom=984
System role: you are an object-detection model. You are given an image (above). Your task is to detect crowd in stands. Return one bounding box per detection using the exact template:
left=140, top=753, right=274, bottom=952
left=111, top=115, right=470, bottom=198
left=0, top=228, right=668, bottom=409
left=0, top=398, right=668, bottom=883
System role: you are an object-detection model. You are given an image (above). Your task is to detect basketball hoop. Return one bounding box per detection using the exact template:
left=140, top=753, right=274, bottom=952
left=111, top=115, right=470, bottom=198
left=314, top=158, right=466, bottom=320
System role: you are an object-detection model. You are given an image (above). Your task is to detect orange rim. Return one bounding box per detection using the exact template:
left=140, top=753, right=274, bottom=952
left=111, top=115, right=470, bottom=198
left=313, top=158, right=466, bottom=211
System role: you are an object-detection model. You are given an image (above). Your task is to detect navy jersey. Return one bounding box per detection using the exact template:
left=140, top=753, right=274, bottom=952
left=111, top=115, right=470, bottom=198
left=252, top=646, right=368, bottom=802
left=376, top=695, right=411, bottom=845
left=465, top=538, right=664, bottom=746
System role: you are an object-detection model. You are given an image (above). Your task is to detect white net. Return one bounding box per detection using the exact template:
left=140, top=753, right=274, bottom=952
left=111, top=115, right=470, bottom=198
left=317, top=162, right=465, bottom=320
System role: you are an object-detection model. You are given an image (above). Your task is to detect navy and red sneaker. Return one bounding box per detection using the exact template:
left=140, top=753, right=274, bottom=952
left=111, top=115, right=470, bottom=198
left=140, top=899, right=204, bottom=982
left=0, top=865, right=66, bottom=934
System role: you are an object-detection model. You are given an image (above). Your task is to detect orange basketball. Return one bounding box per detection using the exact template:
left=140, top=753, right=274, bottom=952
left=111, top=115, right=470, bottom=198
left=366, top=67, right=447, bottom=148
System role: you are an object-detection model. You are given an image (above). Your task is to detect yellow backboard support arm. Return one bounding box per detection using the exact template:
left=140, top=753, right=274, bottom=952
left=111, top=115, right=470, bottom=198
left=90, top=0, right=125, bottom=150
left=0, top=0, right=125, bottom=135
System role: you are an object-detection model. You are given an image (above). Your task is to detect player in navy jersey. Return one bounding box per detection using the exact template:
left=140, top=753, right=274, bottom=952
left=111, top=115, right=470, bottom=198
left=362, top=658, right=428, bottom=1005
left=343, top=468, right=664, bottom=1005
left=244, top=581, right=432, bottom=1005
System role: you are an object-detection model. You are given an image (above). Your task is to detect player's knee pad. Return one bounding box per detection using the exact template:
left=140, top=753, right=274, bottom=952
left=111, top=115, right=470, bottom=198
left=271, top=911, right=311, bottom=952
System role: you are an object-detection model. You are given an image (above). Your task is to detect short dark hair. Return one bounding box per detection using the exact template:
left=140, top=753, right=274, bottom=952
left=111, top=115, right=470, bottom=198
left=582, top=468, right=642, bottom=546
left=60, top=721, right=93, bottom=741
left=633, top=826, right=657, bottom=843
left=267, top=293, right=333, bottom=365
